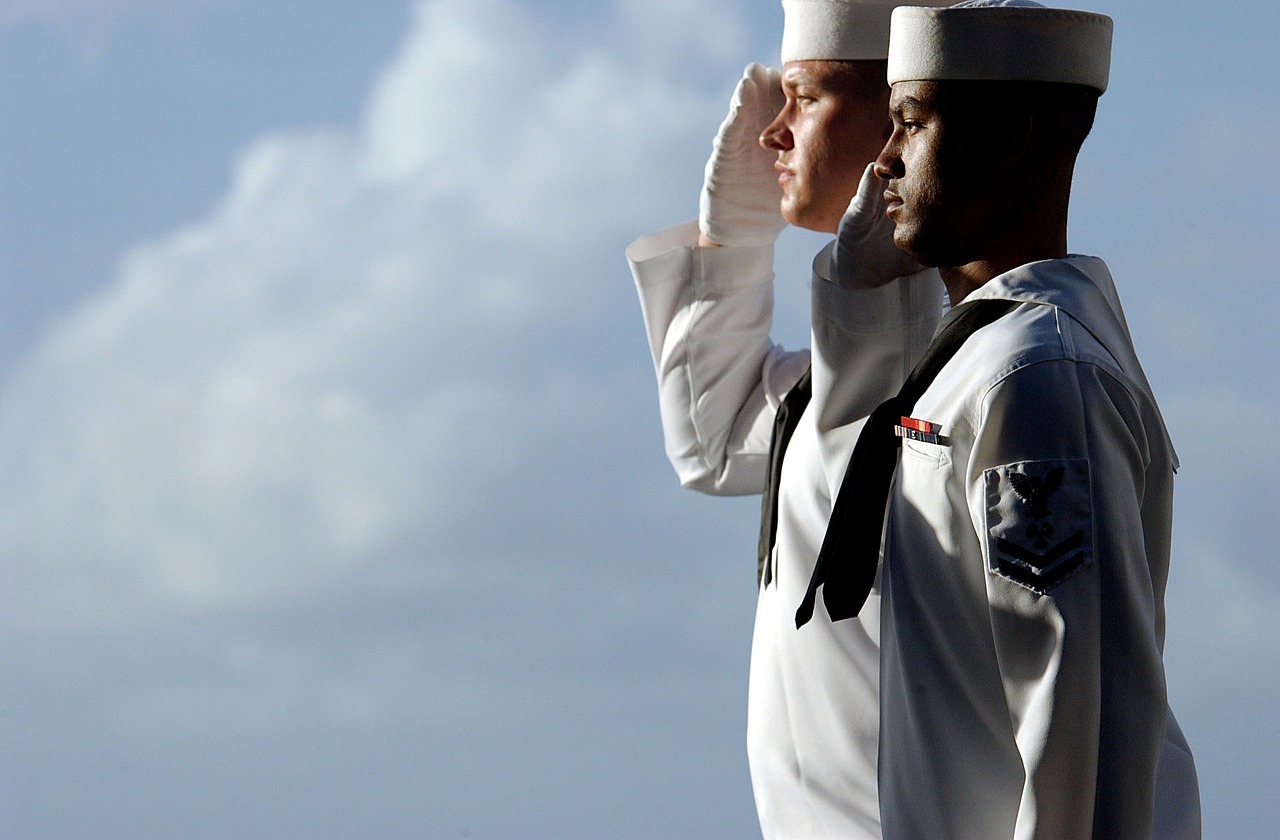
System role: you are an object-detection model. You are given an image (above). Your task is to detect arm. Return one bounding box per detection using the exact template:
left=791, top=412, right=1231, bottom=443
left=967, top=358, right=1168, bottom=839
left=628, top=222, right=809, bottom=495
left=626, top=215, right=940, bottom=499
left=626, top=64, right=806, bottom=496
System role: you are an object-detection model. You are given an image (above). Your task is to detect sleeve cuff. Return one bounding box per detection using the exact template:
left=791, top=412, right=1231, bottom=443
left=628, top=220, right=775, bottom=293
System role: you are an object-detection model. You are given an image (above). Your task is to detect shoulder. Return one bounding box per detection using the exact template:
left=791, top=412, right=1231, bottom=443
left=963, top=296, right=1142, bottom=404
left=948, top=304, right=1150, bottom=455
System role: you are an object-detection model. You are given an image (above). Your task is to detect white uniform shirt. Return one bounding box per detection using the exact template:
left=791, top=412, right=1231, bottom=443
left=627, top=225, right=1199, bottom=839
left=874, top=257, right=1200, bottom=840
left=627, top=220, right=942, bottom=839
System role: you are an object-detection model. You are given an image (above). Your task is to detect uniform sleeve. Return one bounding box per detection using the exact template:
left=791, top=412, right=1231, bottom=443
left=966, top=357, right=1169, bottom=839
left=810, top=241, right=944, bottom=499
left=627, top=220, right=809, bottom=495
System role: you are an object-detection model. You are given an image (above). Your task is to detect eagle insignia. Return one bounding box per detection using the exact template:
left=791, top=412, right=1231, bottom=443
left=983, top=459, right=1092, bottom=594
left=1008, top=466, right=1063, bottom=518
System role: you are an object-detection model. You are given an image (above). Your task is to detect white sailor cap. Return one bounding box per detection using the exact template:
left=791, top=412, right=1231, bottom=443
left=886, top=0, right=1113, bottom=93
left=781, top=0, right=953, bottom=63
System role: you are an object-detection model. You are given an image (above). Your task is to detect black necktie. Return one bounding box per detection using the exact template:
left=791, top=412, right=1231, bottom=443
left=758, top=367, right=812, bottom=587
left=795, top=298, right=1017, bottom=628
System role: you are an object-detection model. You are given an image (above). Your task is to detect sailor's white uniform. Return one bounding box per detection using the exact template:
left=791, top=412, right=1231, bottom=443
left=628, top=220, right=942, bottom=838
left=870, top=256, right=1200, bottom=839
left=629, top=226, right=1201, bottom=838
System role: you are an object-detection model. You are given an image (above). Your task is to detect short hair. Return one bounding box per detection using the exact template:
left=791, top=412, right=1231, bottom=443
left=1028, top=82, right=1100, bottom=155
left=934, top=79, right=1100, bottom=160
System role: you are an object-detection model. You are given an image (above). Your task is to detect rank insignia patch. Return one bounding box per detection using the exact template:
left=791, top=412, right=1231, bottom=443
left=983, top=459, right=1092, bottom=594
left=895, top=416, right=950, bottom=446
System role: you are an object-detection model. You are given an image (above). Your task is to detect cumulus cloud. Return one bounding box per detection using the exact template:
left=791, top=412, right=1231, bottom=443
left=4, top=3, right=770, bottom=836
left=9, top=1, right=1276, bottom=836
left=0, top=0, right=737, bottom=634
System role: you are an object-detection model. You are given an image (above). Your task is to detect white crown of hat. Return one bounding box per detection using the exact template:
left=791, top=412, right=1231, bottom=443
left=887, top=0, right=1113, bottom=92
left=780, top=0, right=953, bottom=63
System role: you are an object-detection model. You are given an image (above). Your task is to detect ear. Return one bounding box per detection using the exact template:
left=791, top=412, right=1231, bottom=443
left=988, top=102, right=1033, bottom=167
left=949, top=95, right=1032, bottom=172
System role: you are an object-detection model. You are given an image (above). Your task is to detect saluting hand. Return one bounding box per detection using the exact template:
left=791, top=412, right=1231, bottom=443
left=698, top=63, right=787, bottom=248
left=830, top=163, right=924, bottom=289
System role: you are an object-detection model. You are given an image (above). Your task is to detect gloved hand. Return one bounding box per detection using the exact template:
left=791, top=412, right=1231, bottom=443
left=830, top=163, right=925, bottom=289
left=698, top=63, right=787, bottom=247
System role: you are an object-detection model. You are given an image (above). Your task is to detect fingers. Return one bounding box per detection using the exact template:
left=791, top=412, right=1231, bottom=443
left=699, top=64, right=787, bottom=247
left=851, top=163, right=882, bottom=213
left=832, top=164, right=921, bottom=288
left=735, top=63, right=784, bottom=139
left=842, top=163, right=885, bottom=233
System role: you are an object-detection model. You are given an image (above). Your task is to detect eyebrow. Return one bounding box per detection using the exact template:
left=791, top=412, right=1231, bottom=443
left=782, top=71, right=814, bottom=90
left=890, top=95, right=928, bottom=117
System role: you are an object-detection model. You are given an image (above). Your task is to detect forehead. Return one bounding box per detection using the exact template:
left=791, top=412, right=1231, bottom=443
left=782, top=60, right=842, bottom=90
left=782, top=59, right=886, bottom=92
left=889, top=80, right=941, bottom=111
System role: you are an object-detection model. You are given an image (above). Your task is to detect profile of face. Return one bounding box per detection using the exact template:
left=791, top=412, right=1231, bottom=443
left=874, top=80, right=998, bottom=267
left=760, top=60, right=892, bottom=234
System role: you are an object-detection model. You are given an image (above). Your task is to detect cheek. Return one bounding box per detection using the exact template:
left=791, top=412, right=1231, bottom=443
left=803, top=134, right=834, bottom=179
left=903, top=143, right=937, bottom=192
left=791, top=120, right=824, bottom=172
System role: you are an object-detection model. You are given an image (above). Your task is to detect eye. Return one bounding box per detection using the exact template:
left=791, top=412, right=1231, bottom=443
left=897, top=118, right=924, bottom=134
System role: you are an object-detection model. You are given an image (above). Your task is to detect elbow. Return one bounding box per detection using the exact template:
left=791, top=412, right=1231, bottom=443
left=667, top=447, right=764, bottom=497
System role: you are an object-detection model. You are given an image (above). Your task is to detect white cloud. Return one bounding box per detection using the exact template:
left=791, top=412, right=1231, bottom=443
left=10, top=2, right=1277, bottom=836
left=614, top=0, right=756, bottom=67
left=0, top=0, right=741, bottom=634
left=3, top=6, right=769, bottom=832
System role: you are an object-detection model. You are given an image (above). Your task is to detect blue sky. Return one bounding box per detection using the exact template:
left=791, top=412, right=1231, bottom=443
left=2, top=1, right=1276, bottom=837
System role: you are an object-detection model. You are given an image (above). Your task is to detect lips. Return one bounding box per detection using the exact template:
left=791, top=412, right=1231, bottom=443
left=775, top=161, right=794, bottom=185
left=883, top=188, right=903, bottom=216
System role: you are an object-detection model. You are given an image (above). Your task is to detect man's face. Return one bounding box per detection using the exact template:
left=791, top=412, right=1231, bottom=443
left=874, top=80, right=995, bottom=267
left=760, top=60, right=891, bottom=234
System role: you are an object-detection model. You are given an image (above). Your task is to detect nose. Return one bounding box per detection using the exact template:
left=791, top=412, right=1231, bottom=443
left=759, top=110, right=792, bottom=152
left=873, top=137, right=902, bottom=182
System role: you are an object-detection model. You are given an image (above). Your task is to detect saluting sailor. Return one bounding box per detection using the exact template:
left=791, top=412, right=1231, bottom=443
left=626, top=0, right=951, bottom=836
left=801, top=2, right=1202, bottom=837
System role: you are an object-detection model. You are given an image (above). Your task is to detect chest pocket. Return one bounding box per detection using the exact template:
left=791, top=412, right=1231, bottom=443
left=901, top=438, right=951, bottom=469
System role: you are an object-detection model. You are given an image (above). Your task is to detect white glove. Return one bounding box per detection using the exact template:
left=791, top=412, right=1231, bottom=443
left=698, top=63, right=787, bottom=247
left=830, top=163, right=925, bottom=289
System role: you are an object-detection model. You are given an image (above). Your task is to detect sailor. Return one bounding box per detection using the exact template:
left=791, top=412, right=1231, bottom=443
left=801, top=2, right=1202, bottom=836
left=626, top=1, right=949, bottom=836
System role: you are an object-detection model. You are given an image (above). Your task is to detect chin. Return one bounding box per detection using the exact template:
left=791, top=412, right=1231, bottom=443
left=895, top=223, right=953, bottom=268
left=893, top=230, right=930, bottom=267
left=792, top=206, right=840, bottom=234
left=778, top=195, right=823, bottom=233
left=779, top=200, right=804, bottom=230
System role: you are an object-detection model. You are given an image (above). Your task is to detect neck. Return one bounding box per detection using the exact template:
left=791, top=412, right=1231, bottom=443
left=941, top=191, right=1070, bottom=305
left=940, top=240, right=1065, bottom=304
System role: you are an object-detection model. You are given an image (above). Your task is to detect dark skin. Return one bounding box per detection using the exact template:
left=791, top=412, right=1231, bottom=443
left=873, top=80, right=1082, bottom=305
